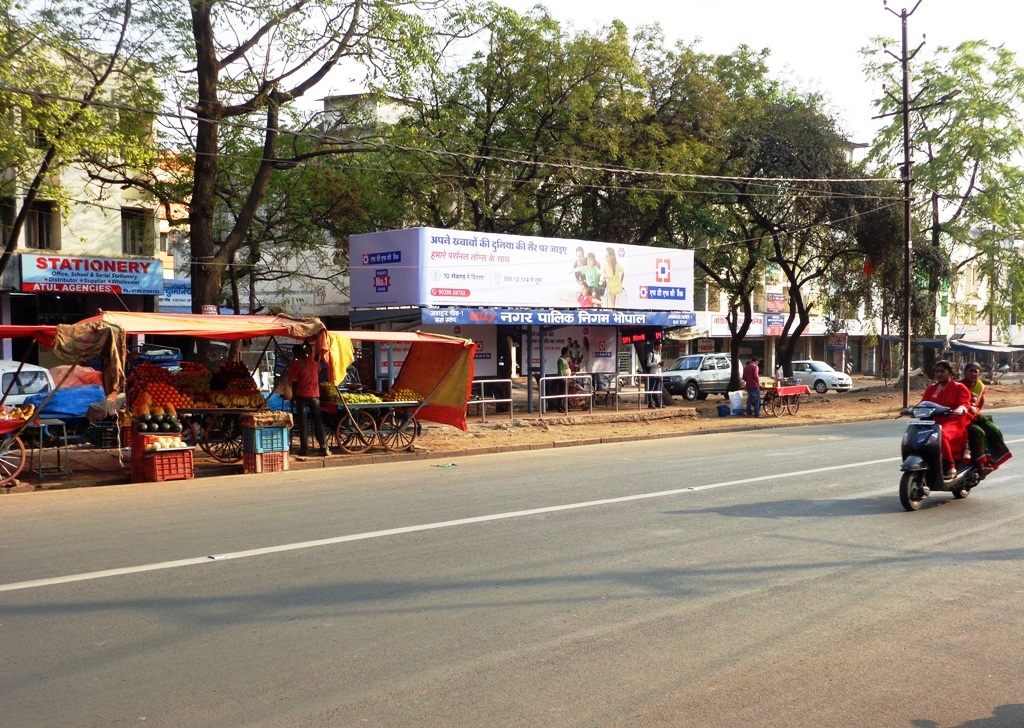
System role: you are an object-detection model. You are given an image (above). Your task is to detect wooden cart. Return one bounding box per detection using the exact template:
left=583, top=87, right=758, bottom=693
left=177, top=407, right=267, bottom=463
left=762, top=383, right=812, bottom=417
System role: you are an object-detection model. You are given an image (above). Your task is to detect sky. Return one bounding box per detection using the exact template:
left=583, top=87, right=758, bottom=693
left=494, top=0, right=1024, bottom=143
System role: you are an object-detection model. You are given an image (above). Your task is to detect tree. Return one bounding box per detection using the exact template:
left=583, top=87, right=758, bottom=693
left=721, top=95, right=891, bottom=377
left=0, top=0, right=159, bottom=272
left=865, top=39, right=1024, bottom=359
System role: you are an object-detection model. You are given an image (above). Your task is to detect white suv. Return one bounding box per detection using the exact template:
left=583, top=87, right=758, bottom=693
left=0, top=361, right=56, bottom=407
left=662, top=353, right=732, bottom=401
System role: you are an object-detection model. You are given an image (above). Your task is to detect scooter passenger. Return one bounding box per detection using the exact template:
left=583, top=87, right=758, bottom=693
left=907, top=359, right=971, bottom=480
left=959, top=361, right=1012, bottom=474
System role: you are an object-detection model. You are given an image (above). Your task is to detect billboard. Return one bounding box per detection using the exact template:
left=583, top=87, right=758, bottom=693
left=350, top=227, right=694, bottom=312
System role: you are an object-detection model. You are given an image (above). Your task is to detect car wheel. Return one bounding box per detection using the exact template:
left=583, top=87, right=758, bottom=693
left=814, top=380, right=828, bottom=394
left=683, top=381, right=699, bottom=401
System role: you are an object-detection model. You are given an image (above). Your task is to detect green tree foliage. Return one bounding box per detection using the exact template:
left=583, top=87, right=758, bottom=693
left=865, top=39, right=1024, bottom=344
left=0, top=0, right=159, bottom=271
left=719, top=94, right=890, bottom=376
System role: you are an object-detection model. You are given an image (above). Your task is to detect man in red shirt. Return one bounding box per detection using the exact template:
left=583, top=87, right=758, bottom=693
left=287, top=343, right=328, bottom=457
left=742, top=357, right=762, bottom=417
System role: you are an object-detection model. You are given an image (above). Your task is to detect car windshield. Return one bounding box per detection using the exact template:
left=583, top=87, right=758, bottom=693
left=666, top=356, right=702, bottom=372
left=1, top=371, right=51, bottom=396
left=808, top=361, right=835, bottom=373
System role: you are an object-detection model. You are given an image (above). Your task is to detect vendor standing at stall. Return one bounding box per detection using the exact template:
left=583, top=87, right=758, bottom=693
left=287, top=343, right=329, bottom=457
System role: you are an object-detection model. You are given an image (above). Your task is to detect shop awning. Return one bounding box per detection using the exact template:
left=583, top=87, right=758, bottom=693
left=948, top=340, right=1024, bottom=355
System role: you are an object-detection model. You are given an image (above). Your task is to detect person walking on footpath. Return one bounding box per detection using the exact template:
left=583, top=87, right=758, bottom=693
left=287, top=342, right=329, bottom=457
left=646, top=342, right=663, bottom=408
left=743, top=356, right=762, bottom=417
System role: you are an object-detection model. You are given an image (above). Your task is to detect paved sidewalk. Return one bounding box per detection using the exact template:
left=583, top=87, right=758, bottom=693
left=0, top=374, right=910, bottom=493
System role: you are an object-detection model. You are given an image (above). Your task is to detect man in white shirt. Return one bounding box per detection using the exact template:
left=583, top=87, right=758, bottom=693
left=646, top=342, right=663, bottom=409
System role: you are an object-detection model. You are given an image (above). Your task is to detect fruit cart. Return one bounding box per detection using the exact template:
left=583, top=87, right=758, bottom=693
left=762, top=382, right=812, bottom=417
left=321, top=387, right=425, bottom=454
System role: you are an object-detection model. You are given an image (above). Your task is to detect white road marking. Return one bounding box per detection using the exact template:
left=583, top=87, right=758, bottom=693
left=0, top=456, right=901, bottom=593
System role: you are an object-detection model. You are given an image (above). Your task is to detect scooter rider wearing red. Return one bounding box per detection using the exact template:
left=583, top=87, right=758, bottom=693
left=915, top=359, right=971, bottom=480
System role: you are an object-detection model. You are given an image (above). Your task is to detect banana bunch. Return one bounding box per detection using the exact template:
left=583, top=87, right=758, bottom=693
left=0, top=403, right=35, bottom=421
left=341, top=392, right=383, bottom=404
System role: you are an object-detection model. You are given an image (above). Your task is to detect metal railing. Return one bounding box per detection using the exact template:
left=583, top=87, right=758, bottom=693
left=467, top=378, right=514, bottom=421
left=538, top=373, right=594, bottom=416
left=600, top=373, right=665, bottom=412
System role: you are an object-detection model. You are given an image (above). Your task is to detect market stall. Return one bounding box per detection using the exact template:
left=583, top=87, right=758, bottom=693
left=320, top=330, right=477, bottom=453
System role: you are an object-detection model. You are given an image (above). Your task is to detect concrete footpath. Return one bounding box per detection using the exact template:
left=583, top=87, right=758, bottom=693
left=1, top=405, right=706, bottom=494
left=0, top=373, right=912, bottom=494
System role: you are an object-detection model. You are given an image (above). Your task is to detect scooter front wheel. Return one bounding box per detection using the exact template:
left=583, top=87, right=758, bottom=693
left=900, top=471, right=927, bottom=511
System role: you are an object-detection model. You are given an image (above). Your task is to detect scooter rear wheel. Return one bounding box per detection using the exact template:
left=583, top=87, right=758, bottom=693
left=900, top=471, right=927, bottom=511
left=953, top=485, right=971, bottom=499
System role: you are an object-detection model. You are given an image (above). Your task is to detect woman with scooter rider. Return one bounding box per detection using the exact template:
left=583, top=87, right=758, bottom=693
left=959, top=361, right=1012, bottom=475
left=907, top=359, right=971, bottom=480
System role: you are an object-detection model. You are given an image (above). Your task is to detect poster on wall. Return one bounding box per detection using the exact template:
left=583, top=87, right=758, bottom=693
left=376, top=325, right=498, bottom=378
left=350, top=227, right=695, bottom=313
left=523, top=326, right=618, bottom=375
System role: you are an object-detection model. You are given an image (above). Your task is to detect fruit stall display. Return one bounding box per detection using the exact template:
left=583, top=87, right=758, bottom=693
left=125, top=359, right=272, bottom=466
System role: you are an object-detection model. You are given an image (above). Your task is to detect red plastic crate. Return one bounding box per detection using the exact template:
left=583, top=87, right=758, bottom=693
left=243, top=450, right=289, bottom=474
left=131, top=448, right=195, bottom=483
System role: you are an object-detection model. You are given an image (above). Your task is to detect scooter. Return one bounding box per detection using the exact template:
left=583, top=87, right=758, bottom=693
left=899, top=401, right=982, bottom=511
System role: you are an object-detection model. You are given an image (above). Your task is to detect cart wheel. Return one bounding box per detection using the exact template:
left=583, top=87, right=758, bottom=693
left=336, top=410, right=375, bottom=454
left=785, top=395, right=801, bottom=415
left=204, top=413, right=243, bottom=463
left=769, top=394, right=784, bottom=417
left=0, top=435, right=26, bottom=485
left=379, top=410, right=418, bottom=452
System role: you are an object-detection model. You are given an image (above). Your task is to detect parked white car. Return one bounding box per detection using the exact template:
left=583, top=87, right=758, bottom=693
left=790, top=360, right=853, bottom=393
left=0, top=361, right=56, bottom=407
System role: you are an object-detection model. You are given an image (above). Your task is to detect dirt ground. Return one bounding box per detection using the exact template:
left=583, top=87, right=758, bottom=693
left=413, top=375, right=1024, bottom=454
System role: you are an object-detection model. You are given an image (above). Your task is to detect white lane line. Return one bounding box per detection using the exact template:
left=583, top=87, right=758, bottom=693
left=0, top=455, right=901, bottom=593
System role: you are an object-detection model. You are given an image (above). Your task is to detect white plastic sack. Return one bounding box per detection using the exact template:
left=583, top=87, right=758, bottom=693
left=728, top=390, right=745, bottom=410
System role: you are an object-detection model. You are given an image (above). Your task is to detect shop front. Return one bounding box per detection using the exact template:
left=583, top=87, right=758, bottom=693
left=1, top=253, right=164, bottom=364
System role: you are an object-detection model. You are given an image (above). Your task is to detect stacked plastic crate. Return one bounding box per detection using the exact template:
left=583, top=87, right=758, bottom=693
left=130, top=427, right=195, bottom=483
left=242, top=425, right=290, bottom=473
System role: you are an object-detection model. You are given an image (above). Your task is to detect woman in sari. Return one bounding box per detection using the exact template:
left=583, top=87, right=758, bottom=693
left=959, top=361, right=1012, bottom=474
left=912, top=359, right=971, bottom=480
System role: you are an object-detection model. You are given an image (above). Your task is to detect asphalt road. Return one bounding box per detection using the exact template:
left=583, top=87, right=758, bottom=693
left=3, top=412, right=1024, bottom=727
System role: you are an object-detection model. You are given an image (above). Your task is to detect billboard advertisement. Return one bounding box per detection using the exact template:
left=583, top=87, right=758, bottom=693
left=350, top=227, right=694, bottom=312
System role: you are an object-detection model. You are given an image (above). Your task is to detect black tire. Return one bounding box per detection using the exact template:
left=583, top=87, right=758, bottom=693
left=814, top=380, right=828, bottom=394
left=683, top=381, right=700, bottom=401
left=769, top=395, right=784, bottom=417
left=785, top=395, right=801, bottom=415
left=953, top=485, right=971, bottom=499
left=900, top=471, right=926, bottom=511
